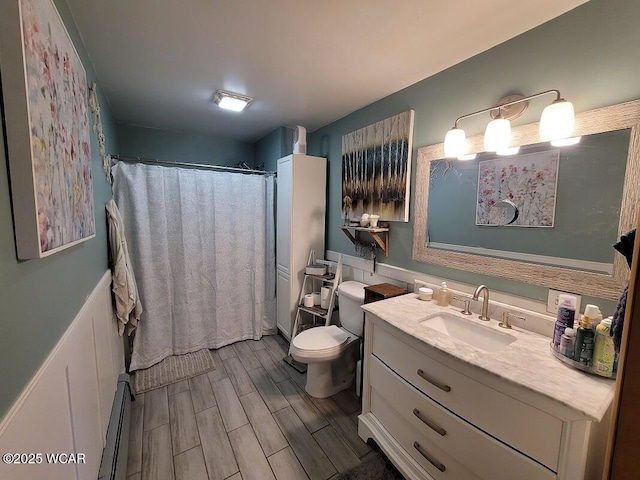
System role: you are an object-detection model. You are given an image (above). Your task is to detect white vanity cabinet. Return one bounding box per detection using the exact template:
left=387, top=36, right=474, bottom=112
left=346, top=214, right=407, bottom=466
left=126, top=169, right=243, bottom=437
left=359, top=312, right=611, bottom=480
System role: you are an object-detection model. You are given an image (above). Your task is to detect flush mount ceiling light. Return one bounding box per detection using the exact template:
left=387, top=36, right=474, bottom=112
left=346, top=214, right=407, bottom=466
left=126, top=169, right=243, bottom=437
left=213, top=89, right=253, bottom=112
left=443, top=89, right=576, bottom=158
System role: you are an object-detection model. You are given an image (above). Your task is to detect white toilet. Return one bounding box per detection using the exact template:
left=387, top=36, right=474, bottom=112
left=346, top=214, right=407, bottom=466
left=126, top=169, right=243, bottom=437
left=290, top=281, right=366, bottom=398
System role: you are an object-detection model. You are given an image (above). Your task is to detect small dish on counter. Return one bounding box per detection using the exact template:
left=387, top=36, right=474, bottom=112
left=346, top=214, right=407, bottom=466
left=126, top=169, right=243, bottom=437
left=418, top=287, right=433, bottom=301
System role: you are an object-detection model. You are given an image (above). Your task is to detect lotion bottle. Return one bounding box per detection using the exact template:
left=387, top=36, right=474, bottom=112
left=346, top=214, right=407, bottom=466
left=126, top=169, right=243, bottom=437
left=574, top=311, right=595, bottom=366
left=436, top=282, right=451, bottom=307
left=559, top=327, right=576, bottom=359
left=584, top=304, right=603, bottom=331
left=593, top=317, right=615, bottom=377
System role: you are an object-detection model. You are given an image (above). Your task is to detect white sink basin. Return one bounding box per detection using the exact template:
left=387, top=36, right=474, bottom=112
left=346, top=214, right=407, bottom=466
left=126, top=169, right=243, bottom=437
left=420, top=312, right=517, bottom=352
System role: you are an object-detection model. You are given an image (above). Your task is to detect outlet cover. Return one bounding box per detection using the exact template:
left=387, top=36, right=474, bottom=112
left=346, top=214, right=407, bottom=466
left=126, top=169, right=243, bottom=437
left=547, top=289, right=582, bottom=316
left=414, top=279, right=429, bottom=293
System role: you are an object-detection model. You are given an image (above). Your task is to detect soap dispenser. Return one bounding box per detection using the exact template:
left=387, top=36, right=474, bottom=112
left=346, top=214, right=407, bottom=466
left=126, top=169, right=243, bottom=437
left=436, top=282, right=452, bottom=307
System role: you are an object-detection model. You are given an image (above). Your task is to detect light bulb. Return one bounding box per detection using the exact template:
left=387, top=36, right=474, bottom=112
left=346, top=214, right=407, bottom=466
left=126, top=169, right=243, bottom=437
left=217, top=96, right=249, bottom=112
left=540, top=99, right=575, bottom=141
left=444, top=127, right=467, bottom=158
left=484, top=117, right=511, bottom=152
left=497, top=146, right=521, bottom=156
left=551, top=136, right=581, bottom=147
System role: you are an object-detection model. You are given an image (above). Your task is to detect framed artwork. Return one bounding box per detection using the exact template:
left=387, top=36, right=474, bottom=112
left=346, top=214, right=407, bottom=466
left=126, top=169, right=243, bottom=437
left=476, top=150, right=559, bottom=227
left=342, top=110, right=414, bottom=222
left=0, top=0, right=95, bottom=259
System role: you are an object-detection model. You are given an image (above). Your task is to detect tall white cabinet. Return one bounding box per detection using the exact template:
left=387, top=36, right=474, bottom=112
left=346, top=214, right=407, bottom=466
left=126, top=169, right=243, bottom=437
left=276, top=154, right=327, bottom=340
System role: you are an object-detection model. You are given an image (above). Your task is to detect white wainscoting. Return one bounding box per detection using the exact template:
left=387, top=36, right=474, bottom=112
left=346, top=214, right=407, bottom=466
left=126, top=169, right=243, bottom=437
left=0, top=271, right=124, bottom=480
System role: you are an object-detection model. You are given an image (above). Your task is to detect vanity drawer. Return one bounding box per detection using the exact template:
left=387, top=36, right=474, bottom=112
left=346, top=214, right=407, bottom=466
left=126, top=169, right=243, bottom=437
left=371, top=324, right=562, bottom=471
left=370, top=356, right=556, bottom=480
left=371, top=385, right=482, bottom=480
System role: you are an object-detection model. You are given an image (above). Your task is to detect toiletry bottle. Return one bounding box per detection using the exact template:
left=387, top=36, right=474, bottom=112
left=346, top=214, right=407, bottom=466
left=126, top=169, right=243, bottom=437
left=593, top=317, right=615, bottom=377
left=585, top=304, right=603, bottom=331
left=436, top=282, right=452, bottom=307
left=574, top=313, right=594, bottom=366
left=559, top=327, right=576, bottom=359
left=552, top=294, right=577, bottom=350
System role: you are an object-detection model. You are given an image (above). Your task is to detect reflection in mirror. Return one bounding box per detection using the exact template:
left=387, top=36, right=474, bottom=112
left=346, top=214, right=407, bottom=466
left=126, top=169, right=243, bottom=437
left=413, top=100, right=640, bottom=300
left=427, top=130, right=630, bottom=274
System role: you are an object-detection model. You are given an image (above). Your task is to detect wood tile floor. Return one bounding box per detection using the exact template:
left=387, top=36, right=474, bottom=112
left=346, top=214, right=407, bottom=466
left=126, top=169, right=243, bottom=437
left=127, top=334, right=379, bottom=480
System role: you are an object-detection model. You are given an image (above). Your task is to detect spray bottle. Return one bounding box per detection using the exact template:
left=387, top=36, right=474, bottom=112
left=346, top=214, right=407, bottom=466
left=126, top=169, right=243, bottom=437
left=552, top=294, right=577, bottom=350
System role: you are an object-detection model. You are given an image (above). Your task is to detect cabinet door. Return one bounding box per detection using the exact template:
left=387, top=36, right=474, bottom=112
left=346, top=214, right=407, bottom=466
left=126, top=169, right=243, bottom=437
left=290, top=155, right=326, bottom=272
left=276, top=269, right=292, bottom=339
left=276, top=156, right=292, bottom=274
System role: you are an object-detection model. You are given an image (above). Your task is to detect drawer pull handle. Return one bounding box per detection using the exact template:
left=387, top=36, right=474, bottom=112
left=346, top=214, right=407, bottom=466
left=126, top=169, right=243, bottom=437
left=417, top=369, right=451, bottom=392
left=413, top=408, right=446, bottom=436
left=413, top=441, right=446, bottom=472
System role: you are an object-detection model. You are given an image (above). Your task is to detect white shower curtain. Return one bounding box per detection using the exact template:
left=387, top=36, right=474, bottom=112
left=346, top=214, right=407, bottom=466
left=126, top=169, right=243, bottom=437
left=112, top=162, right=276, bottom=371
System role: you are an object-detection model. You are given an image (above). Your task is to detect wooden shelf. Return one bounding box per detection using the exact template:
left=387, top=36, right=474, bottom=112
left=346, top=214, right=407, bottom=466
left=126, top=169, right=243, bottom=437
left=297, top=304, right=337, bottom=317
left=304, top=272, right=335, bottom=281
left=340, top=226, right=390, bottom=256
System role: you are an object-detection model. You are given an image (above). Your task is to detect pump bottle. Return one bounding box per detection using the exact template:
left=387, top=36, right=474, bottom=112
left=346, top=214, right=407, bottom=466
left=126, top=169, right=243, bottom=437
left=436, top=282, right=451, bottom=307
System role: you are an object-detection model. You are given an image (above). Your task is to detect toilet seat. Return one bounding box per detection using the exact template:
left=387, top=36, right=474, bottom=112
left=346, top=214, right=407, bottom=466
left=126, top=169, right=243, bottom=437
left=291, top=325, right=350, bottom=360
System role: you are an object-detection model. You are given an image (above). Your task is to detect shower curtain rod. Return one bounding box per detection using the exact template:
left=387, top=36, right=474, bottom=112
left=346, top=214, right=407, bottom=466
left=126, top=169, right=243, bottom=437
left=110, top=155, right=276, bottom=176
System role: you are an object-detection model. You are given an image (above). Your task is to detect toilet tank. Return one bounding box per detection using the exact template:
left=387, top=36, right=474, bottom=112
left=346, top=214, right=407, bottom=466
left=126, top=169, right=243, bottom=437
left=337, top=281, right=366, bottom=336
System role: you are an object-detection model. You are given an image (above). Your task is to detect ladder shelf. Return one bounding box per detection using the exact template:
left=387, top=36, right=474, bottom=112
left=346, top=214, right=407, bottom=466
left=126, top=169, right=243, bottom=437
left=284, top=252, right=343, bottom=373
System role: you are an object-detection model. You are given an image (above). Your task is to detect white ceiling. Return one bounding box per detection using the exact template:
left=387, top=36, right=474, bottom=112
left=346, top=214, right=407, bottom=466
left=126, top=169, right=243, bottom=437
left=66, top=0, right=588, bottom=143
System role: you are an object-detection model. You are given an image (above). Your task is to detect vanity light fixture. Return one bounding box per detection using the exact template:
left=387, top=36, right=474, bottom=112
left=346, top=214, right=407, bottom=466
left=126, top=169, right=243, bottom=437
left=443, top=89, right=576, bottom=158
left=484, top=113, right=512, bottom=152
left=213, top=89, right=254, bottom=112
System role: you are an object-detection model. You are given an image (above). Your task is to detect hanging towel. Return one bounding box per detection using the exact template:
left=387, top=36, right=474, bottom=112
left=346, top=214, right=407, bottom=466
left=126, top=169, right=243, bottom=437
left=611, top=229, right=635, bottom=351
left=106, top=198, right=143, bottom=336
left=613, top=230, right=635, bottom=268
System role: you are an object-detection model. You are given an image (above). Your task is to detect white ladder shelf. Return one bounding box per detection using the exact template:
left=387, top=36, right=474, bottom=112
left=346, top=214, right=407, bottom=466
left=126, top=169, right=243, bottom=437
left=284, top=252, right=343, bottom=373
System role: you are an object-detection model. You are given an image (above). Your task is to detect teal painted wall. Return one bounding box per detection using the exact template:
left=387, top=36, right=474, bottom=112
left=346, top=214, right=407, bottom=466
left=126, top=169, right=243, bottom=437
left=308, top=0, right=640, bottom=312
left=0, top=0, right=118, bottom=417
left=255, top=126, right=293, bottom=172
left=117, top=124, right=255, bottom=167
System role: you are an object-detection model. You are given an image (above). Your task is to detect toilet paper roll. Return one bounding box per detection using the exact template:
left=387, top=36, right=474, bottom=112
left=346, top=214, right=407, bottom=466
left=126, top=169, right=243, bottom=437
left=320, top=287, right=332, bottom=310
left=304, top=294, right=314, bottom=308
left=312, top=292, right=321, bottom=306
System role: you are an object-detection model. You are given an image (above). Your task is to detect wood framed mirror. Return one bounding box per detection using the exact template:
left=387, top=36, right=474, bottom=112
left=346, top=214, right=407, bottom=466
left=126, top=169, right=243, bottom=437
left=412, top=99, right=640, bottom=300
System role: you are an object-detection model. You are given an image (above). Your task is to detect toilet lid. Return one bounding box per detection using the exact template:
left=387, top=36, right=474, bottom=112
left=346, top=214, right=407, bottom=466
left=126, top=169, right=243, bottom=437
left=292, top=325, right=349, bottom=352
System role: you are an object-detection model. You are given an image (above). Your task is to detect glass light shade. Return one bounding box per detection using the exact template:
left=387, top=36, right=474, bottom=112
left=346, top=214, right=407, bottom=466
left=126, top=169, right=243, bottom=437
left=444, top=128, right=467, bottom=158
left=457, top=153, right=477, bottom=161
left=551, top=136, right=581, bottom=147
left=484, top=118, right=511, bottom=152
left=497, top=146, right=520, bottom=156
left=540, top=99, right=575, bottom=141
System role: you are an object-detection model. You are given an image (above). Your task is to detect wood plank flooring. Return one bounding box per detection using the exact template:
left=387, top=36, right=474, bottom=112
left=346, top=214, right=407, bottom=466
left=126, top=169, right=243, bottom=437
left=127, top=335, right=386, bottom=480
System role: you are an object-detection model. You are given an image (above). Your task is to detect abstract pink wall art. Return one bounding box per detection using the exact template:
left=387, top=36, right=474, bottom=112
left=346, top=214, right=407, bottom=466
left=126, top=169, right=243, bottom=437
left=0, top=0, right=95, bottom=258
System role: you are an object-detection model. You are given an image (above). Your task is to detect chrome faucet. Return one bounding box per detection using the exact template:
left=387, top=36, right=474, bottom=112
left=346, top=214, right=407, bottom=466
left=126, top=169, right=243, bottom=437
left=472, top=285, right=491, bottom=321
left=500, top=311, right=526, bottom=329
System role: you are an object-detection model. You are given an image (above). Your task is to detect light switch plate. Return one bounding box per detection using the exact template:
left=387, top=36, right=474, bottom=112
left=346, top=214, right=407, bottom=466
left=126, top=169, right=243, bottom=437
left=547, top=289, right=582, bottom=316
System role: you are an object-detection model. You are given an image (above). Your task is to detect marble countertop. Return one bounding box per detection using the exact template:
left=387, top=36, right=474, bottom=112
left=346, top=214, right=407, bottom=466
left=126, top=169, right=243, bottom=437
left=362, top=293, right=616, bottom=423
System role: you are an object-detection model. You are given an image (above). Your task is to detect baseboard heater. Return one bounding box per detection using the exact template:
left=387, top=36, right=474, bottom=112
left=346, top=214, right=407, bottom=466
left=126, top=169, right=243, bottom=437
left=98, top=374, right=134, bottom=480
